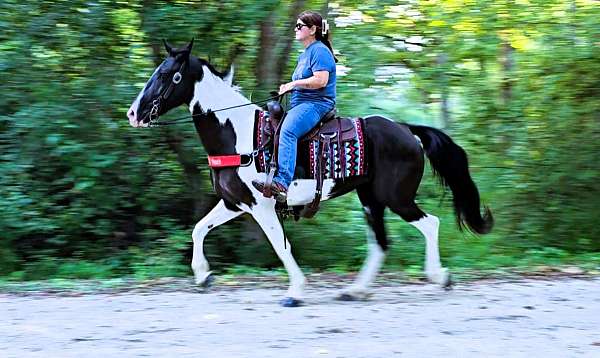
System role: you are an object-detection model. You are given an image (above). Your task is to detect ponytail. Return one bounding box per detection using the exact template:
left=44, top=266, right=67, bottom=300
left=317, top=27, right=338, bottom=63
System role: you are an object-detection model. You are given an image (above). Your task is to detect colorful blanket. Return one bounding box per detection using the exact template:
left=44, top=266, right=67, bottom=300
left=254, top=110, right=367, bottom=179
left=308, top=117, right=366, bottom=179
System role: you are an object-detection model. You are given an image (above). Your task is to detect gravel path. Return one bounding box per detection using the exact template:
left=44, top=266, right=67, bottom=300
left=1, top=277, right=599, bottom=358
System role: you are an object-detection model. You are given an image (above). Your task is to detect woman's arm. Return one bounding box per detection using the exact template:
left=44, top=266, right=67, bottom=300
left=279, top=71, right=329, bottom=94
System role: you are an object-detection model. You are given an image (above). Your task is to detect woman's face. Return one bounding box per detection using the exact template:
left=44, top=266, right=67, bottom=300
left=294, top=19, right=314, bottom=41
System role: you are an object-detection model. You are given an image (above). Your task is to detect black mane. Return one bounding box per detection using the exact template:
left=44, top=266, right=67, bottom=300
left=191, top=56, right=227, bottom=80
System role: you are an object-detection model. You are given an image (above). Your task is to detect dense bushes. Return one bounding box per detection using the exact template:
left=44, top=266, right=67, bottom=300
left=1, top=1, right=598, bottom=280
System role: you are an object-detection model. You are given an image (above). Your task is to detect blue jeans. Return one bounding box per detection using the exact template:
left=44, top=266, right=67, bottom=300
left=274, top=101, right=334, bottom=188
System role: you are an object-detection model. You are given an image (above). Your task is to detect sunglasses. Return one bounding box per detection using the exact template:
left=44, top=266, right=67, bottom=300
left=294, top=23, right=310, bottom=31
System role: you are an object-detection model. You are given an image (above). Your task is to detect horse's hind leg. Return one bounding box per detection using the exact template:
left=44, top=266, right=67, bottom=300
left=338, top=186, right=387, bottom=301
left=390, top=203, right=451, bottom=288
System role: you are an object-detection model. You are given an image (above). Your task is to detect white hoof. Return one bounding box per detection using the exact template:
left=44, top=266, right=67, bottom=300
left=194, top=270, right=213, bottom=286
left=285, top=277, right=307, bottom=300
left=427, top=268, right=451, bottom=287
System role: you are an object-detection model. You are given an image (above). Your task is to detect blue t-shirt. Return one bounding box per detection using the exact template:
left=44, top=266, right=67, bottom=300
left=291, top=41, right=336, bottom=107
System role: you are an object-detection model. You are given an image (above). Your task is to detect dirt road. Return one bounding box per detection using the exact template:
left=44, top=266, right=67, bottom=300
left=1, top=276, right=599, bottom=357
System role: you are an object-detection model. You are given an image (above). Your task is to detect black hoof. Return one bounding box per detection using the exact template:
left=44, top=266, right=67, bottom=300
left=280, top=297, right=303, bottom=307
left=201, top=274, right=215, bottom=289
left=443, top=274, right=454, bottom=291
left=336, top=293, right=358, bottom=301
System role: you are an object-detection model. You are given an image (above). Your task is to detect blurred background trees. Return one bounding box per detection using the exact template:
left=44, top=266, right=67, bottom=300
left=1, top=0, right=598, bottom=280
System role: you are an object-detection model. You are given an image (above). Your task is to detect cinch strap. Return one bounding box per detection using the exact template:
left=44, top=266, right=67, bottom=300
left=208, top=155, right=241, bottom=168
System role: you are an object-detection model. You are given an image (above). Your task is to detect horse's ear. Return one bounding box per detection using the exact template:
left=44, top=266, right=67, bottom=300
left=223, top=64, right=234, bottom=86
left=185, top=38, right=194, bottom=53
left=163, top=39, right=174, bottom=55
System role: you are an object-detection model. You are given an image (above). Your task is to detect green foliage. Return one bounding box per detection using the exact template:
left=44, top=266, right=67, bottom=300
left=0, top=0, right=598, bottom=281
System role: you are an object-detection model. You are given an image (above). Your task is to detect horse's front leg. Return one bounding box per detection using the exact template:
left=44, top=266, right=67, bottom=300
left=251, top=202, right=306, bottom=307
left=191, top=200, right=242, bottom=286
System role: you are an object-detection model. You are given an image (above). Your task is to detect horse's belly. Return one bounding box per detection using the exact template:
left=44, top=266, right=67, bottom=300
left=286, top=179, right=336, bottom=206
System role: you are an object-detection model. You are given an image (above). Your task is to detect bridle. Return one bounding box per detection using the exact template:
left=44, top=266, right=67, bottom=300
left=147, top=60, right=186, bottom=123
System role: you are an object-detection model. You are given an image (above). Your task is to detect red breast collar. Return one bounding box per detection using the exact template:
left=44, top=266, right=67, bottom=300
left=207, top=155, right=242, bottom=168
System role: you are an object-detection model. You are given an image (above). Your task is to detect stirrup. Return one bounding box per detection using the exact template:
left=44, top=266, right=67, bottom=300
left=252, top=180, right=287, bottom=203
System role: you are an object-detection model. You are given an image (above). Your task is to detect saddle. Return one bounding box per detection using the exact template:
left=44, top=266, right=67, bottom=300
left=262, top=101, right=358, bottom=218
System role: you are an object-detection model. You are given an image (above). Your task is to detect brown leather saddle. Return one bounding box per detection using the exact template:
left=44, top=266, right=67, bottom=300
left=262, top=101, right=358, bottom=218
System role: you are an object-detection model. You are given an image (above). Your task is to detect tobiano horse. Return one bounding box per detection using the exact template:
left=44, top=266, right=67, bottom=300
left=127, top=40, right=493, bottom=307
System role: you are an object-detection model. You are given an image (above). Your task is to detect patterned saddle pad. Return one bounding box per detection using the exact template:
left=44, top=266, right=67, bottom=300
left=253, top=110, right=367, bottom=180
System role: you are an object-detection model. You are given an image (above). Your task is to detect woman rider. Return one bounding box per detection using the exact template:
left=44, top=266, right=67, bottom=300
left=253, top=10, right=337, bottom=202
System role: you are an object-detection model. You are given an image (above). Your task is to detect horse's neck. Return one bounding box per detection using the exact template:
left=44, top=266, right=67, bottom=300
left=189, top=67, right=257, bottom=154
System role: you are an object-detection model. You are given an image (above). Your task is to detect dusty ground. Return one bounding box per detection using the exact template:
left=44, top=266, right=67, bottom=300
left=1, top=275, right=599, bottom=358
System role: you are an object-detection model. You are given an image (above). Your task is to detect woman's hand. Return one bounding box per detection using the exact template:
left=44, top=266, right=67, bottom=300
left=280, top=72, right=329, bottom=94
left=279, top=81, right=296, bottom=95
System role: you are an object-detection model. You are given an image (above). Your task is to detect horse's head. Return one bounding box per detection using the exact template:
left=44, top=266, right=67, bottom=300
left=127, top=39, right=196, bottom=127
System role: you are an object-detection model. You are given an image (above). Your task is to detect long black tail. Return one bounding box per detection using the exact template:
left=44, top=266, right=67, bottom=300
left=408, top=124, right=494, bottom=234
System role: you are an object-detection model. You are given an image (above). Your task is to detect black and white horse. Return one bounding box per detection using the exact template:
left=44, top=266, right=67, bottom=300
left=127, top=40, right=493, bottom=306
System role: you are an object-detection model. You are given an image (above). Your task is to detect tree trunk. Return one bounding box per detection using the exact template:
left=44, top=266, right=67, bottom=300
left=437, top=53, right=450, bottom=128
left=501, top=42, right=514, bottom=104
left=256, top=12, right=278, bottom=92
left=275, top=0, right=307, bottom=86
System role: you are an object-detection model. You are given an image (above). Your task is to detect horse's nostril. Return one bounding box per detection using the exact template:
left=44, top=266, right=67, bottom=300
left=128, top=109, right=135, bottom=119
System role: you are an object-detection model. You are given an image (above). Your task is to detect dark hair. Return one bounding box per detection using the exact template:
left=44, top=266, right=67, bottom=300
left=298, top=10, right=338, bottom=63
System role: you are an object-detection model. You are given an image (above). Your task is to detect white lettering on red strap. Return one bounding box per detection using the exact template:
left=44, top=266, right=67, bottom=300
left=208, top=155, right=242, bottom=168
